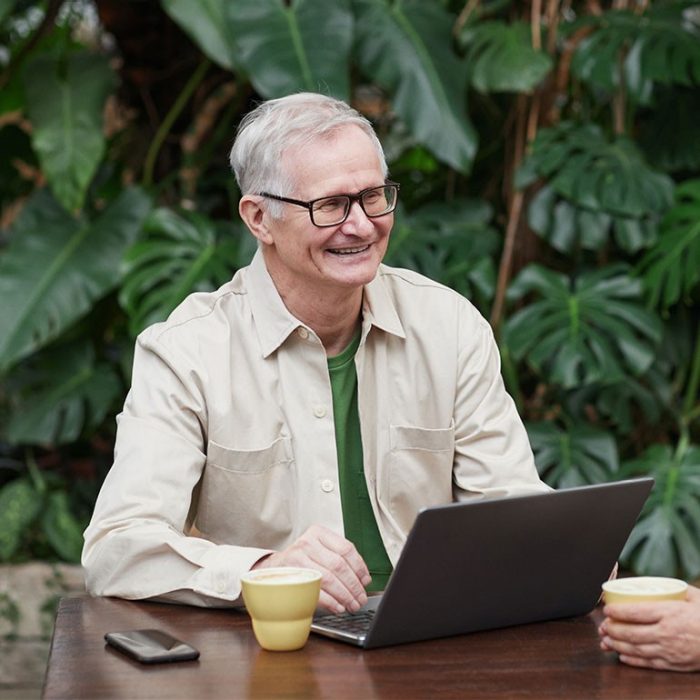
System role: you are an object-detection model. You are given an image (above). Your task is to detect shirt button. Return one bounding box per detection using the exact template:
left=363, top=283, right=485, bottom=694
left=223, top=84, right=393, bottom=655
left=321, top=479, right=334, bottom=493
left=216, top=579, right=226, bottom=594
left=313, top=405, right=327, bottom=418
left=297, top=327, right=309, bottom=339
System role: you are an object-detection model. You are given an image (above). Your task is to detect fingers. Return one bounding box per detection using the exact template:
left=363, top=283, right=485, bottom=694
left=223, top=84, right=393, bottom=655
left=253, top=525, right=371, bottom=614
left=302, top=526, right=371, bottom=613
left=599, top=618, right=661, bottom=646
left=602, top=601, right=669, bottom=624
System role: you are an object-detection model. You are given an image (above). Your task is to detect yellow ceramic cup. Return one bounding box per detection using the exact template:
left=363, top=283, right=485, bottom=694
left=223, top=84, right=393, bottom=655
left=240, top=567, right=322, bottom=651
left=602, top=576, right=688, bottom=604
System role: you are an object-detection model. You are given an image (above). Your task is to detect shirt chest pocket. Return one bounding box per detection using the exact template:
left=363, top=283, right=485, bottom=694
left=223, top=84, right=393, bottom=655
left=385, top=423, right=455, bottom=532
left=196, top=435, right=295, bottom=547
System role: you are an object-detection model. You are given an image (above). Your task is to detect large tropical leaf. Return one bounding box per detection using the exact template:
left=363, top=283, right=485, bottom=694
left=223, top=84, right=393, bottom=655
left=637, top=179, right=700, bottom=309
left=504, top=264, right=663, bottom=388
left=385, top=199, right=498, bottom=311
left=620, top=443, right=700, bottom=579
left=0, top=187, right=152, bottom=373
left=161, top=0, right=240, bottom=71
left=567, top=3, right=700, bottom=99
left=163, top=0, right=353, bottom=99
left=230, top=0, right=353, bottom=98
left=458, top=20, right=553, bottom=94
left=2, top=342, right=121, bottom=446
left=21, top=50, right=116, bottom=212
left=353, top=0, right=477, bottom=173
left=119, top=208, right=250, bottom=336
left=518, top=122, right=674, bottom=253
left=527, top=421, right=618, bottom=488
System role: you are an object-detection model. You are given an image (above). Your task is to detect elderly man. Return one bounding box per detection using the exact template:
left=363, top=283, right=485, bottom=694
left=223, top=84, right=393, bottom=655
left=83, top=93, right=548, bottom=614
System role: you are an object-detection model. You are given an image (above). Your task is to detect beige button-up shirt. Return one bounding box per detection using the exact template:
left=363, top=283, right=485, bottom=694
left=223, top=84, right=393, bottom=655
left=83, top=250, right=548, bottom=606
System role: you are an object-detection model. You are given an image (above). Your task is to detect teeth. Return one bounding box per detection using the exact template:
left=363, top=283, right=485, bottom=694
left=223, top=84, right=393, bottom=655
left=329, top=246, right=368, bottom=255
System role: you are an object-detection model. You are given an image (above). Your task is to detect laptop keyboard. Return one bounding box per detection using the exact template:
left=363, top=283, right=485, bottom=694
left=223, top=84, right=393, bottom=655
left=314, top=609, right=376, bottom=635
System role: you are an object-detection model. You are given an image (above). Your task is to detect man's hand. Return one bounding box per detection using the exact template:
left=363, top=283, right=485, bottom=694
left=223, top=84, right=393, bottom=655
left=598, top=585, right=700, bottom=672
left=251, top=524, right=371, bottom=614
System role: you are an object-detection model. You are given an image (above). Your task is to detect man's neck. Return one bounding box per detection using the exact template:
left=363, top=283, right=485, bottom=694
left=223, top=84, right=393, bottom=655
left=264, top=258, right=363, bottom=356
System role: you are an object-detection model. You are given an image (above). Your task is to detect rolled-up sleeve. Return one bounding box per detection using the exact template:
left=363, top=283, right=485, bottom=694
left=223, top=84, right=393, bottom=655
left=82, top=328, right=271, bottom=607
left=452, top=304, right=550, bottom=500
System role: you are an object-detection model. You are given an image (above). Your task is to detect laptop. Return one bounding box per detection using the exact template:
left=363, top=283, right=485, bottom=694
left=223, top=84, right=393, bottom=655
left=311, top=477, right=654, bottom=649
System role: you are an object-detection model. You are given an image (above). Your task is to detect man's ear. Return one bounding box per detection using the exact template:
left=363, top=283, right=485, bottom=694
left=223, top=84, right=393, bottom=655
left=239, top=195, right=273, bottom=245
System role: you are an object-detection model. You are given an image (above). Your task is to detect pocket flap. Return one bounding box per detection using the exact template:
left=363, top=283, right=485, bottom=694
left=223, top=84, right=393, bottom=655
left=206, top=435, right=293, bottom=473
left=390, top=423, right=454, bottom=452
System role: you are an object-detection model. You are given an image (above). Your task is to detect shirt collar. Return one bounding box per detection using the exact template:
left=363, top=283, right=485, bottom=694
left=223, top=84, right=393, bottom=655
left=246, top=249, right=406, bottom=358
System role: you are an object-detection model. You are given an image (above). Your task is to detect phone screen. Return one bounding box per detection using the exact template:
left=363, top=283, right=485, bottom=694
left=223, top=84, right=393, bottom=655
left=104, top=629, right=200, bottom=664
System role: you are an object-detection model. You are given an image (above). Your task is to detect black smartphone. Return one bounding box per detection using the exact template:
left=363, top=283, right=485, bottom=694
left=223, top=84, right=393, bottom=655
left=104, top=629, right=200, bottom=664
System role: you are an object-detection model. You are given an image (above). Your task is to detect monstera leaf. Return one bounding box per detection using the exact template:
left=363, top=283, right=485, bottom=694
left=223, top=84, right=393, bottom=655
left=567, top=3, right=700, bottom=99
left=620, top=443, right=700, bottom=579
left=458, top=20, right=553, bottom=94
left=518, top=122, right=674, bottom=253
left=119, top=208, right=250, bottom=336
left=22, top=50, right=116, bottom=212
left=504, top=264, right=663, bottom=388
left=163, top=0, right=353, bottom=98
left=527, top=421, right=619, bottom=488
left=3, top=342, right=121, bottom=446
left=637, top=179, right=700, bottom=309
left=353, top=0, right=477, bottom=173
left=385, top=199, right=498, bottom=310
left=0, top=187, right=152, bottom=373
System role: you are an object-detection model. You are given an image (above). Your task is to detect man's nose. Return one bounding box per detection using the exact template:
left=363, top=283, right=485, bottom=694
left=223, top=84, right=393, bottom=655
left=342, top=200, right=374, bottom=235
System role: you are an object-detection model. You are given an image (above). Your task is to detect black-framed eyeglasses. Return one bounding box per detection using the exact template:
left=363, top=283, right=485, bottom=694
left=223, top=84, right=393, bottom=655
left=259, top=182, right=400, bottom=227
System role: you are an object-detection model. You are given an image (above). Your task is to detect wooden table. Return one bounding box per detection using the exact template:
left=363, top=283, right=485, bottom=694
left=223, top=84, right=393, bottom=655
left=43, top=596, right=698, bottom=699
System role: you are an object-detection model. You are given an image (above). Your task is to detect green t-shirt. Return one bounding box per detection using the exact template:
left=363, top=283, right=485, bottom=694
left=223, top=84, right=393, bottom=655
left=327, top=334, right=393, bottom=592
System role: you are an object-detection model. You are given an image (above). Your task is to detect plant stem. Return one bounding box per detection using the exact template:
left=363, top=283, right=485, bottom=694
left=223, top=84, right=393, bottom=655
left=142, top=59, right=211, bottom=188
left=682, top=319, right=700, bottom=419
left=24, top=448, right=46, bottom=494
left=664, top=427, right=689, bottom=508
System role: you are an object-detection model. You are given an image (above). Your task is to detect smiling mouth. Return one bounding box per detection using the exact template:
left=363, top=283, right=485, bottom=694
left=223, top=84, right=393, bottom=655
left=327, top=245, right=370, bottom=256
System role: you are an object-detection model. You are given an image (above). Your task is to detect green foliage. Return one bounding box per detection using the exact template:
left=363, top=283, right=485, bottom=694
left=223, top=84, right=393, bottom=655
left=519, top=123, right=674, bottom=253
left=459, top=20, right=553, bottom=94
left=0, top=188, right=152, bottom=373
left=527, top=421, right=619, bottom=488
left=353, top=0, right=477, bottom=172
left=161, top=0, right=239, bottom=71
left=2, top=342, right=121, bottom=446
left=164, top=0, right=354, bottom=99
left=638, top=179, right=700, bottom=309
left=0, top=466, right=85, bottom=564
left=568, top=3, right=700, bottom=98
left=386, top=199, right=497, bottom=310
left=0, top=478, right=42, bottom=561
left=230, top=0, right=353, bottom=99
left=21, top=50, right=116, bottom=212
left=119, top=208, right=251, bottom=336
left=505, top=265, right=663, bottom=388
left=620, top=443, right=700, bottom=579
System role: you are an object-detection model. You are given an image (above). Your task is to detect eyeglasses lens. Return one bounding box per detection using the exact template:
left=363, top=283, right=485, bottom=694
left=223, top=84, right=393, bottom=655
left=311, top=185, right=397, bottom=226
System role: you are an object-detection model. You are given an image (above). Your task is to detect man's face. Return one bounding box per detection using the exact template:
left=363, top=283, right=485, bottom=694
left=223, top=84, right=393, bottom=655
left=260, top=125, right=393, bottom=296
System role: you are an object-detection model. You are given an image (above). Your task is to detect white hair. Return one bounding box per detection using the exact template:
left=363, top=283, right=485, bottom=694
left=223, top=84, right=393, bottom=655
left=229, top=93, right=388, bottom=217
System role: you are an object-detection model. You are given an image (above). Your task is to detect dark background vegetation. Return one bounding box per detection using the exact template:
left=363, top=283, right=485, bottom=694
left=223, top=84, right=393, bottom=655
left=1, top=0, right=699, bottom=579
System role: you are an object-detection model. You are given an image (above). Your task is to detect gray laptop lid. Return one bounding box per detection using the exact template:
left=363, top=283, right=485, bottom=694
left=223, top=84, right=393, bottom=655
left=311, top=477, right=654, bottom=649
